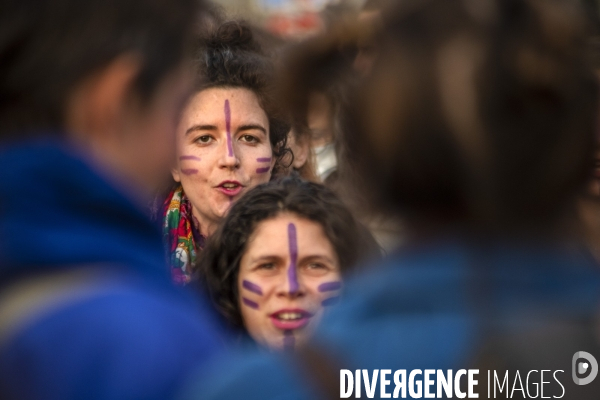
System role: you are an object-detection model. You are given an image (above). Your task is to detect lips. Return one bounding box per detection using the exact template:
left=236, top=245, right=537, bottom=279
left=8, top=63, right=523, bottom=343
left=269, top=309, right=314, bottom=330
left=216, top=180, right=244, bottom=197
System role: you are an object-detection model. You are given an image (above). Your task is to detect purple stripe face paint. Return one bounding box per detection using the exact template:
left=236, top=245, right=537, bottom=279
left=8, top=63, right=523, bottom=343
left=179, top=155, right=201, bottom=161
left=256, top=157, right=272, bottom=162
left=322, top=296, right=340, bottom=307
left=242, top=297, right=259, bottom=309
left=181, top=169, right=198, bottom=175
left=283, top=330, right=295, bottom=351
left=287, top=223, right=299, bottom=294
left=256, top=167, right=270, bottom=174
left=242, top=280, right=263, bottom=296
left=318, top=281, right=342, bottom=292
left=224, top=99, right=233, bottom=157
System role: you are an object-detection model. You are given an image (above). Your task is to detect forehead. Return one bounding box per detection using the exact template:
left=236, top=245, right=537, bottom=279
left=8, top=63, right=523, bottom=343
left=183, top=87, right=268, bottom=124
left=245, top=214, right=335, bottom=257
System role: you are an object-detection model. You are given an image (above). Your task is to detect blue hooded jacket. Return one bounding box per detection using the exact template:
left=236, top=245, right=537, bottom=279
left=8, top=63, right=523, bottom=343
left=179, top=239, right=600, bottom=399
left=0, top=140, right=224, bottom=400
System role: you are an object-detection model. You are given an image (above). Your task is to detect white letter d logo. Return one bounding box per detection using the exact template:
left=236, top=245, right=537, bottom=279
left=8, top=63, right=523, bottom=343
left=572, top=351, right=598, bottom=385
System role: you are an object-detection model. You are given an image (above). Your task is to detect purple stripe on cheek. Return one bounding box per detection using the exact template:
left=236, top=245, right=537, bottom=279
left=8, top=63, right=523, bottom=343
left=318, top=281, right=342, bottom=292
left=287, top=223, right=299, bottom=293
left=321, top=296, right=340, bottom=307
left=181, top=169, right=198, bottom=175
left=242, top=280, right=263, bottom=296
left=225, top=99, right=233, bottom=157
left=179, top=155, right=201, bottom=161
left=256, top=167, right=270, bottom=174
left=256, top=157, right=272, bottom=162
left=242, top=297, right=259, bottom=309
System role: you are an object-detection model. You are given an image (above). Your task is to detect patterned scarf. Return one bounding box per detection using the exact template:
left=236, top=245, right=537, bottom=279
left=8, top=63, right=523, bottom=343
left=162, top=185, right=205, bottom=285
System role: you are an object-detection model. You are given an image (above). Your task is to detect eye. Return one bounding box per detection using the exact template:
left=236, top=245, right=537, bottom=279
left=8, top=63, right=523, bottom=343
left=307, top=262, right=327, bottom=270
left=195, top=135, right=213, bottom=144
left=240, top=134, right=259, bottom=144
left=257, top=262, right=276, bottom=270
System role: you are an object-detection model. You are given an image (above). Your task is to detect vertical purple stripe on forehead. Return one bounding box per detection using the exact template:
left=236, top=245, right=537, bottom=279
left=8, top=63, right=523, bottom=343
left=242, top=297, right=259, bottom=309
left=287, top=223, right=299, bottom=294
left=256, top=167, right=270, bottom=174
left=179, top=155, right=201, bottom=161
left=321, top=296, right=340, bottom=307
left=225, top=99, right=233, bottom=157
left=318, top=281, right=342, bottom=292
left=283, top=330, right=295, bottom=351
left=256, top=157, right=272, bottom=162
left=181, top=169, right=198, bottom=175
left=242, top=280, right=263, bottom=296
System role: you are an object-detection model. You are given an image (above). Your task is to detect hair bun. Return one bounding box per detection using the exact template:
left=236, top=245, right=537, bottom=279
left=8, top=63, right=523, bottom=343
left=206, top=20, right=263, bottom=55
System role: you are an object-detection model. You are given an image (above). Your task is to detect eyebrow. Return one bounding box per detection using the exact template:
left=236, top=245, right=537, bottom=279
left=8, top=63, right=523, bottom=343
left=249, top=254, right=336, bottom=264
left=249, top=255, right=280, bottom=264
left=237, top=124, right=267, bottom=135
left=302, top=255, right=336, bottom=264
left=185, top=124, right=218, bottom=136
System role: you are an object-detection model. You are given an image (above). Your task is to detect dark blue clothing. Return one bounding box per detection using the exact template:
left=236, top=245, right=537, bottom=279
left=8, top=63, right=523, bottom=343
left=0, top=140, right=224, bottom=400
left=180, top=239, right=600, bottom=399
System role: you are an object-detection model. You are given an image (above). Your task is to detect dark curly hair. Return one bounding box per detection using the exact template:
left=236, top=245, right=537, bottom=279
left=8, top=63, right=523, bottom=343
left=193, top=20, right=291, bottom=174
left=194, top=176, right=378, bottom=330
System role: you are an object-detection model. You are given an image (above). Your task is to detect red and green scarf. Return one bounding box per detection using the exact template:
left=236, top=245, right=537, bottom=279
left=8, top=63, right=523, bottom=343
left=162, top=185, right=205, bottom=285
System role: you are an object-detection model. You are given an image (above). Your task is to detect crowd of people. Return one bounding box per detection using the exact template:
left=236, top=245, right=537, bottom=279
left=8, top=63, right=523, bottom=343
left=2, top=0, right=600, bottom=399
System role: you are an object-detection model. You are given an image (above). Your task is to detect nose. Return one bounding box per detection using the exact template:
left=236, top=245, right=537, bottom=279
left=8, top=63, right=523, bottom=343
left=217, top=132, right=240, bottom=169
left=277, top=222, right=303, bottom=298
left=218, top=98, right=240, bottom=169
left=276, top=268, right=305, bottom=299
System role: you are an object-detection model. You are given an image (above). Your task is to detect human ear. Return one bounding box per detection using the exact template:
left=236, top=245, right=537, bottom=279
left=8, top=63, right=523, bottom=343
left=65, top=53, right=142, bottom=143
left=171, top=167, right=181, bottom=183
left=292, top=134, right=310, bottom=169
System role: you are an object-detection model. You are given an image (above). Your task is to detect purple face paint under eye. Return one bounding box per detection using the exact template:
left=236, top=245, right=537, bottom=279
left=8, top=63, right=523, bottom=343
left=224, top=99, right=233, bottom=157
left=242, top=297, right=259, bottom=309
left=256, top=157, right=272, bottom=162
left=256, top=167, right=270, bottom=174
left=318, top=281, right=342, bottom=292
left=322, top=296, right=340, bottom=307
left=283, top=330, right=295, bottom=351
left=287, top=223, right=299, bottom=293
left=179, top=155, right=201, bottom=161
left=181, top=169, right=198, bottom=176
left=242, top=280, right=263, bottom=296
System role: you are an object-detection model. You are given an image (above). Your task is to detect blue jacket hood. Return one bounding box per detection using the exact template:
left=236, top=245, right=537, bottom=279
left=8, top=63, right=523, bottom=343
left=0, top=140, right=167, bottom=282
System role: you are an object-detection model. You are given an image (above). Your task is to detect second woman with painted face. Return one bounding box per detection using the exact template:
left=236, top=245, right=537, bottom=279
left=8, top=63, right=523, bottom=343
left=195, top=177, right=377, bottom=350
left=162, top=21, right=290, bottom=284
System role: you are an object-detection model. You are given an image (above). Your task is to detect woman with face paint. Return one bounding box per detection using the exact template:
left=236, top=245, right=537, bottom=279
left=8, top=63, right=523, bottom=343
left=162, top=21, right=291, bottom=284
left=195, top=176, right=378, bottom=350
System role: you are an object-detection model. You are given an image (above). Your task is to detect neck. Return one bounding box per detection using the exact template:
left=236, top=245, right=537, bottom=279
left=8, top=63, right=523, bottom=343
left=191, top=206, right=219, bottom=238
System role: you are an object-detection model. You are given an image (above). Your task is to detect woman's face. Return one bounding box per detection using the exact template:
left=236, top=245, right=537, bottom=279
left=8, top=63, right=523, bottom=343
left=238, top=213, right=342, bottom=350
left=172, top=87, right=275, bottom=235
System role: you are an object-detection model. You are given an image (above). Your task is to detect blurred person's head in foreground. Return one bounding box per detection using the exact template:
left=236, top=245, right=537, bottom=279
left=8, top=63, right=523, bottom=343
left=353, top=0, right=390, bottom=74
left=164, top=20, right=291, bottom=284
left=196, top=176, right=374, bottom=350
left=0, top=0, right=202, bottom=197
left=283, top=0, right=598, bottom=241
left=571, top=36, right=600, bottom=262
left=0, top=1, right=229, bottom=399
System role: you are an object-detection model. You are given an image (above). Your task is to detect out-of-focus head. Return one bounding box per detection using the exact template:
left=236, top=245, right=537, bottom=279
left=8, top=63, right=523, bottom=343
left=171, top=21, right=290, bottom=235
left=0, top=0, right=203, bottom=194
left=355, top=0, right=597, bottom=233
left=584, top=38, right=600, bottom=198
left=285, top=0, right=598, bottom=235
left=196, top=177, right=367, bottom=349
